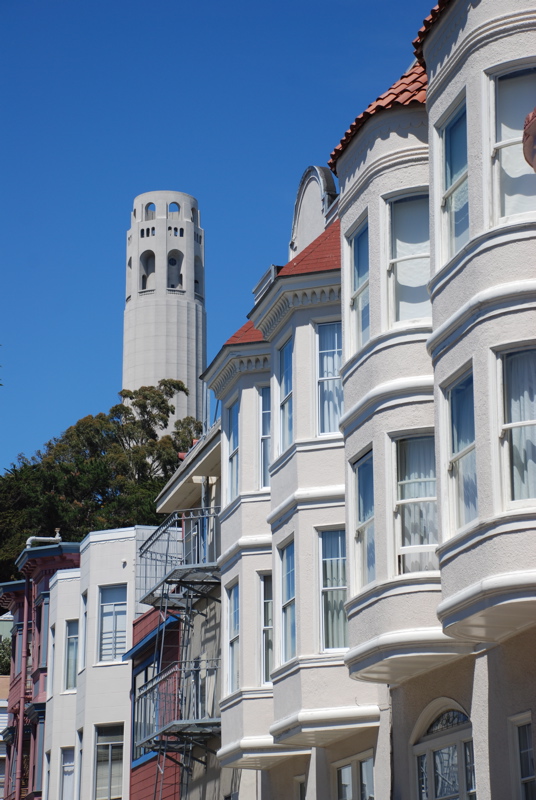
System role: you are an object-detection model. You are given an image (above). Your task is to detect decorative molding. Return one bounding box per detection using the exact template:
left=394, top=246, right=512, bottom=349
left=437, top=508, right=536, bottom=566
left=267, top=485, right=345, bottom=528
left=427, top=280, right=536, bottom=362
left=269, top=704, right=380, bottom=743
left=341, top=326, right=431, bottom=386
left=427, top=10, right=536, bottom=101
left=339, top=143, right=429, bottom=216
left=345, top=573, right=441, bottom=620
left=339, top=375, right=434, bottom=436
left=210, top=353, right=271, bottom=397
left=258, top=284, right=341, bottom=341
left=218, top=534, right=273, bottom=570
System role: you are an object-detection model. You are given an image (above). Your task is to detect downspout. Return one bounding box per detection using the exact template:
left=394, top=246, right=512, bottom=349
left=15, top=575, right=30, bottom=800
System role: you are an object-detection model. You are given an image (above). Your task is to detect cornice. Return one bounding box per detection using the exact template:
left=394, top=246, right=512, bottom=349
left=254, top=282, right=341, bottom=342
left=427, top=10, right=536, bottom=102
left=339, top=143, right=429, bottom=217
left=209, top=351, right=270, bottom=398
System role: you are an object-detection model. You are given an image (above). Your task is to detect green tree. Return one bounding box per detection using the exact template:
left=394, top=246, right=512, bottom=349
left=0, top=637, right=11, bottom=676
left=0, top=380, right=202, bottom=582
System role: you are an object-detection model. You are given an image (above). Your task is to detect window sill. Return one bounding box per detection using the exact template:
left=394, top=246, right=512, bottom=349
left=93, top=659, right=128, bottom=668
left=60, top=689, right=77, bottom=695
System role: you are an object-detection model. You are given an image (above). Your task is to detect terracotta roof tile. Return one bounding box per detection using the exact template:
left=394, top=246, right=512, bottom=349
left=224, top=320, right=265, bottom=347
left=277, top=219, right=340, bottom=277
left=413, top=0, right=454, bottom=66
left=328, top=63, right=427, bottom=173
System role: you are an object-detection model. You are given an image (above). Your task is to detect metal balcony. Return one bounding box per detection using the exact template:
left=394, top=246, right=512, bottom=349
left=135, top=659, right=220, bottom=752
left=138, top=508, right=220, bottom=607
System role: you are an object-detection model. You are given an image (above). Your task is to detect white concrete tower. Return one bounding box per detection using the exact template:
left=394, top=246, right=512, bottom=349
left=122, top=190, right=206, bottom=426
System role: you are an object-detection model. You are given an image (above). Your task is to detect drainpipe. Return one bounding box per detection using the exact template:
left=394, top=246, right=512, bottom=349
left=14, top=575, right=30, bottom=800
left=25, top=529, right=62, bottom=548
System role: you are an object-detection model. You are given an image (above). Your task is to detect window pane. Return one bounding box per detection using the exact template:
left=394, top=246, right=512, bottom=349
left=505, top=351, right=536, bottom=499
left=319, top=323, right=343, bottom=433
left=417, top=753, right=428, bottom=800
left=446, top=179, right=469, bottom=254
left=282, top=600, right=296, bottom=660
left=337, top=764, right=353, bottom=800
left=451, top=376, right=475, bottom=454
left=65, top=620, right=78, bottom=691
left=61, top=748, right=75, bottom=800
left=446, top=111, right=467, bottom=188
left=360, top=757, right=374, bottom=800
left=434, top=745, right=459, bottom=799
left=464, top=740, right=476, bottom=793
left=262, top=576, right=273, bottom=683
left=353, top=226, right=369, bottom=291
left=321, top=531, right=347, bottom=649
left=450, top=374, right=478, bottom=526
left=282, top=543, right=295, bottom=604
left=280, top=341, right=292, bottom=399
left=392, top=196, right=431, bottom=321
left=357, top=454, right=374, bottom=523
left=497, top=70, right=536, bottom=140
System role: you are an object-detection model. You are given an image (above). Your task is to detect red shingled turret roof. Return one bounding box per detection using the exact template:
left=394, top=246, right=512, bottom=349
left=224, top=320, right=265, bottom=347
left=277, top=219, right=340, bottom=277
left=328, top=63, right=427, bottom=174
left=413, top=1, right=454, bottom=66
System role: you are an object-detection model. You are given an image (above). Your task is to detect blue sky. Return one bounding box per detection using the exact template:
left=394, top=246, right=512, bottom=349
left=1, top=0, right=432, bottom=470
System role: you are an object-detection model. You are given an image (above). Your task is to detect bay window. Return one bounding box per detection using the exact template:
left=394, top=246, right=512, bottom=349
left=350, top=223, right=370, bottom=351
left=318, top=322, right=343, bottom=434
left=355, top=452, right=375, bottom=586
left=320, top=530, right=347, bottom=649
left=335, top=753, right=374, bottom=800
left=228, top=401, right=239, bottom=502
left=281, top=542, right=296, bottom=662
left=443, top=106, right=469, bottom=258
left=396, top=437, right=438, bottom=573
left=60, top=748, right=75, bottom=800
left=494, top=69, right=536, bottom=219
left=260, top=387, right=271, bottom=488
left=389, top=195, right=431, bottom=322
left=516, top=720, right=535, bottom=798
left=503, top=350, right=536, bottom=501
left=279, top=339, right=293, bottom=452
left=449, top=373, right=478, bottom=527
left=228, top=583, right=239, bottom=692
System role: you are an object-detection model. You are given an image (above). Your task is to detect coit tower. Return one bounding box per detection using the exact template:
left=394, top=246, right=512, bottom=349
left=122, top=190, right=206, bottom=427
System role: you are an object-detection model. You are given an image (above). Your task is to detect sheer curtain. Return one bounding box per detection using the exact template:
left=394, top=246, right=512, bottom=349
left=321, top=530, right=347, bottom=649
left=450, top=374, right=478, bottom=526
left=505, top=350, right=536, bottom=499
left=391, top=195, right=431, bottom=321
left=398, top=437, right=438, bottom=573
left=61, top=749, right=75, bottom=800
left=319, top=323, right=343, bottom=433
left=497, top=70, right=536, bottom=218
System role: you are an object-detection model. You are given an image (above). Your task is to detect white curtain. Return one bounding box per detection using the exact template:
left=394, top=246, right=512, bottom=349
left=322, top=531, right=347, bottom=649
left=392, top=195, right=431, bottom=321
left=398, top=437, right=438, bottom=572
left=506, top=350, right=536, bottom=500
left=497, top=70, right=536, bottom=218
left=319, top=323, right=343, bottom=433
left=61, top=749, right=75, bottom=800
left=451, top=375, right=478, bottom=525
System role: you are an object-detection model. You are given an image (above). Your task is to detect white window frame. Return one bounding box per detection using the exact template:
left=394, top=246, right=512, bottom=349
left=387, top=193, right=431, bottom=326
left=259, top=386, right=271, bottom=488
left=48, top=626, right=55, bottom=699
left=93, top=724, right=123, bottom=800
left=280, top=540, right=296, bottom=663
left=279, top=338, right=293, bottom=453
left=447, top=370, right=478, bottom=530
left=394, top=434, right=438, bottom=575
left=228, top=400, right=239, bottom=502
left=355, top=451, right=375, bottom=588
left=333, top=749, right=375, bottom=800
left=98, top=585, right=127, bottom=663
left=441, top=102, right=469, bottom=261
left=319, top=529, right=347, bottom=651
left=491, top=66, right=536, bottom=224
left=499, top=347, right=536, bottom=507
left=260, top=574, right=273, bottom=685
left=64, top=619, right=79, bottom=692
left=60, top=747, right=75, bottom=800
left=509, top=712, right=536, bottom=800
left=317, top=320, right=343, bottom=435
left=413, top=712, right=475, bottom=800
left=79, top=593, right=87, bottom=673
left=228, top=582, right=239, bottom=693
left=349, top=220, right=370, bottom=353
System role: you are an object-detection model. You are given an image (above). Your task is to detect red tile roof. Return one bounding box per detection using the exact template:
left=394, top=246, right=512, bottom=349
left=328, top=63, right=427, bottom=173
left=224, top=320, right=265, bottom=347
left=413, top=0, right=454, bottom=66
left=277, top=219, right=340, bottom=277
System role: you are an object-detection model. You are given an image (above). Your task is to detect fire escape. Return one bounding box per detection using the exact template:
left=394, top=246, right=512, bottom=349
left=137, top=501, right=221, bottom=798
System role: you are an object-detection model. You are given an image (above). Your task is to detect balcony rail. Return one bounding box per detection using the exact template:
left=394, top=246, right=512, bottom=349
left=135, top=658, right=220, bottom=749
left=138, top=508, right=220, bottom=605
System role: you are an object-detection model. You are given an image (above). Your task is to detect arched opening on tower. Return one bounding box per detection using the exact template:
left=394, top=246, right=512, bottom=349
left=167, top=250, right=184, bottom=289
left=145, top=202, right=156, bottom=221
left=191, top=207, right=198, bottom=226
left=140, top=250, right=156, bottom=291
left=168, top=202, right=180, bottom=219
left=194, top=256, right=204, bottom=299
